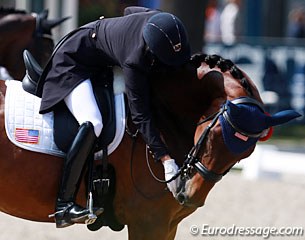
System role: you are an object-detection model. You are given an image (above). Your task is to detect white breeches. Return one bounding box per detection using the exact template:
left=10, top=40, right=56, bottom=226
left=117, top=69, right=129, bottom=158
left=64, top=79, right=103, bottom=137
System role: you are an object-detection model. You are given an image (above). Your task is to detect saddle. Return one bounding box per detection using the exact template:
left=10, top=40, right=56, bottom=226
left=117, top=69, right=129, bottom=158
left=23, top=50, right=116, bottom=151
left=23, top=50, right=124, bottom=231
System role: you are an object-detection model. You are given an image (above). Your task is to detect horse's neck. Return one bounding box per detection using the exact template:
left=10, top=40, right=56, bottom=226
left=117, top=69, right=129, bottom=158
left=150, top=66, right=221, bottom=162
left=151, top=97, right=197, bottom=161
left=0, top=8, right=27, bottom=16
left=0, top=14, right=35, bottom=78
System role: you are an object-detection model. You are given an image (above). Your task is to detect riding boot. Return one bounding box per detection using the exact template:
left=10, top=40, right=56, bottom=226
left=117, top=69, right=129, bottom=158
left=54, top=121, right=103, bottom=228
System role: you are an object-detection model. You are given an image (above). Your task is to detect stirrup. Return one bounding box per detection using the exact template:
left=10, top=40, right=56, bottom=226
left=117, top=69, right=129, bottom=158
left=85, top=192, right=97, bottom=225
left=70, top=206, right=104, bottom=224
left=49, top=203, right=103, bottom=228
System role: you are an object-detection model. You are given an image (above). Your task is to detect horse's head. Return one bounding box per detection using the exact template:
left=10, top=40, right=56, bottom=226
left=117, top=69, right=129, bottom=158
left=0, top=8, right=69, bottom=80
left=150, top=54, right=300, bottom=208
left=29, top=9, right=70, bottom=69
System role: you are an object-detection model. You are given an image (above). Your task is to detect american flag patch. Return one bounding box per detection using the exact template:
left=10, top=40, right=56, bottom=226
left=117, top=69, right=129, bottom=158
left=234, top=132, right=248, bottom=141
left=15, top=128, right=39, bottom=144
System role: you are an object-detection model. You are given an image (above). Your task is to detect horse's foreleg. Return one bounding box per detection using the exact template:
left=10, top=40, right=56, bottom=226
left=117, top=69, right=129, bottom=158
left=126, top=205, right=197, bottom=240
left=127, top=223, right=177, bottom=240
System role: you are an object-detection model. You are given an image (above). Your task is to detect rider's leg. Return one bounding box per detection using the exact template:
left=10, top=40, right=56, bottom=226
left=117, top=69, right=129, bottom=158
left=54, top=79, right=103, bottom=228
left=64, top=79, right=103, bottom=137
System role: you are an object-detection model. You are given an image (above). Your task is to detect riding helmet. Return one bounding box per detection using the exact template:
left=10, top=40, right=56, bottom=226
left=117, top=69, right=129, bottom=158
left=143, top=12, right=191, bottom=66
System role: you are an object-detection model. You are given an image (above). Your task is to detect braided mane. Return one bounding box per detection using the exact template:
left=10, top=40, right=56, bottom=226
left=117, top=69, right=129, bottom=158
left=0, top=7, right=26, bottom=15
left=190, top=53, right=254, bottom=96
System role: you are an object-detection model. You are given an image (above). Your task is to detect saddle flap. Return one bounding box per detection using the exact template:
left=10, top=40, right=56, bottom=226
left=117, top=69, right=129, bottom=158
left=54, top=69, right=116, bottom=152
left=93, top=70, right=116, bottom=148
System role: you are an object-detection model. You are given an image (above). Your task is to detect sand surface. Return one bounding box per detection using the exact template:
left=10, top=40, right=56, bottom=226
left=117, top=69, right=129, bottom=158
left=0, top=171, right=304, bottom=240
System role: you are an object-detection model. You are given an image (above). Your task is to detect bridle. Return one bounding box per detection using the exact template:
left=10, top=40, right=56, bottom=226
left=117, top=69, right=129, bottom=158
left=156, top=96, right=267, bottom=185
left=127, top=87, right=271, bottom=200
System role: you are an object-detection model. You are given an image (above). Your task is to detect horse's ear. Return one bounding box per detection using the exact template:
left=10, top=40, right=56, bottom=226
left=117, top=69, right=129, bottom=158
left=266, top=110, right=301, bottom=127
left=42, top=16, right=71, bottom=30
left=228, top=100, right=301, bottom=128
left=37, top=8, right=70, bottom=34
left=38, top=9, right=49, bottom=20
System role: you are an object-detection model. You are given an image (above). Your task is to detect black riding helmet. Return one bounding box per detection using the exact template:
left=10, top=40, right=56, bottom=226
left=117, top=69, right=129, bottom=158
left=143, top=12, right=191, bottom=66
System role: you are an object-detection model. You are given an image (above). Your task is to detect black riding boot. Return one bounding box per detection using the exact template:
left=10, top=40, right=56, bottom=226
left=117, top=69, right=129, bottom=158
left=54, top=121, right=103, bottom=228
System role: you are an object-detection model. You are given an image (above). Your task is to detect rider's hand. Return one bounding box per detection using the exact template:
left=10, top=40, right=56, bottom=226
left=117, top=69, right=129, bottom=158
left=162, top=158, right=180, bottom=197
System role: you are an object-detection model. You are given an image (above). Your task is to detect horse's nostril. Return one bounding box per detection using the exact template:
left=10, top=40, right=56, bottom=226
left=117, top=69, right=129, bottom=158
left=176, top=192, right=187, bottom=205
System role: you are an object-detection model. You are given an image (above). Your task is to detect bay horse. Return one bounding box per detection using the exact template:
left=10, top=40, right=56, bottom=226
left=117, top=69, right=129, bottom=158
left=0, top=7, right=68, bottom=80
left=0, top=53, right=299, bottom=240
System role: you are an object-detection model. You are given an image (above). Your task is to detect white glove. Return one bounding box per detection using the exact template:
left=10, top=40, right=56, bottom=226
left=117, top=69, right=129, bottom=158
left=162, top=159, right=181, bottom=197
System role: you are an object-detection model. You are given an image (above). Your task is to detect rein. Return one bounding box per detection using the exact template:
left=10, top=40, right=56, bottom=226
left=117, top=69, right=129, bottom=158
left=184, top=107, right=225, bottom=182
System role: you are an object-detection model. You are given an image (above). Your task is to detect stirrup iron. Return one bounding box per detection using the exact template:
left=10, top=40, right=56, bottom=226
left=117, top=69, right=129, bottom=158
left=85, top=192, right=97, bottom=225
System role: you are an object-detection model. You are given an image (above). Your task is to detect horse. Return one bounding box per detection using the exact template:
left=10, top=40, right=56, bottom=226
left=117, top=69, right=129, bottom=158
left=0, top=7, right=68, bottom=80
left=0, top=53, right=299, bottom=240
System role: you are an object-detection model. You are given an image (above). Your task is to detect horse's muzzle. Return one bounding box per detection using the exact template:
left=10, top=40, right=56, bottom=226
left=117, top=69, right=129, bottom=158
left=175, top=191, right=204, bottom=208
left=176, top=191, right=188, bottom=205
left=175, top=178, right=205, bottom=208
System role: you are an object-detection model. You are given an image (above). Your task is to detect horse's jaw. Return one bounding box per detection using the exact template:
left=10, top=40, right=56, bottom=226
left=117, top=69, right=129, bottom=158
left=175, top=173, right=216, bottom=208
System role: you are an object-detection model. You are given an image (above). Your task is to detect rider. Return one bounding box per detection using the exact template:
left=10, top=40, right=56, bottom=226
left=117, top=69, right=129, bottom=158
left=38, top=6, right=191, bottom=228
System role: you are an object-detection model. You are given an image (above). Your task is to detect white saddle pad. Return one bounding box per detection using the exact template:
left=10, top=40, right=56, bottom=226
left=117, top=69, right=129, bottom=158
left=4, top=78, right=126, bottom=159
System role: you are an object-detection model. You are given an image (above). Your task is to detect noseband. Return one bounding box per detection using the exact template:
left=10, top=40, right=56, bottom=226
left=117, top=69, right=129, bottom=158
left=177, top=96, right=265, bottom=183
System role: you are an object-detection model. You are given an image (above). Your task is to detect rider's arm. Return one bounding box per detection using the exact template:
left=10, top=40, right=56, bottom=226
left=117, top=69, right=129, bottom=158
left=123, top=66, right=169, bottom=160
left=123, top=66, right=180, bottom=197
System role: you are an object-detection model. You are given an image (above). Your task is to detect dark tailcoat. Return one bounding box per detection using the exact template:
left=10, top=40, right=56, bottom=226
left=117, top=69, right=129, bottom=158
left=39, top=7, right=168, bottom=159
